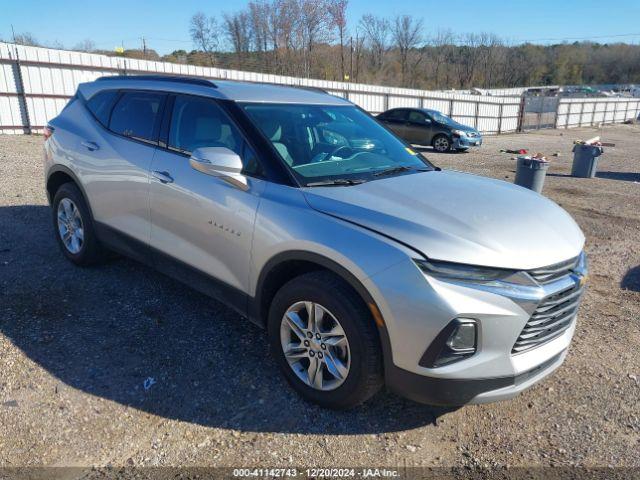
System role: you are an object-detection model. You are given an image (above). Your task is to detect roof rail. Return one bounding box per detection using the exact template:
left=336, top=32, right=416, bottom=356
left=96, top=75, right=216, bottom=88
left=253, top=81, right=327, bottom=94
left=294, top=85, right=328, bottom=94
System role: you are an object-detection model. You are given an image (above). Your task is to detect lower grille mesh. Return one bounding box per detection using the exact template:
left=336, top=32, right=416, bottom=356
left=512, top=282, right=584, bottom=354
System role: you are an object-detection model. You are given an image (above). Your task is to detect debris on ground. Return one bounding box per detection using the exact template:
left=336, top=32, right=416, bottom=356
left=143, top=377, right=157, bottom=391
left=574, top=136, right=616, bottom=147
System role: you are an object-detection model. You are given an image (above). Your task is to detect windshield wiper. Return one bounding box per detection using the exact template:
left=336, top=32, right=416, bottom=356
left=305, top=178, right=367, bottom=187
left=373, top=165, right=430, bottom=177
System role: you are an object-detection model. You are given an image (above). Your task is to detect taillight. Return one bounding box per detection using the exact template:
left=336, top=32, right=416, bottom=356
left=43, top=125, right=54, bottom=140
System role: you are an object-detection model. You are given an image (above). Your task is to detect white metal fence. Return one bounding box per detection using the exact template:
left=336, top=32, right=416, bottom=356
left=1, top=42, right=638, bottom=136
left=556, top=97, right=640, bottom=129
left=0, top=42, right=521, bottom=135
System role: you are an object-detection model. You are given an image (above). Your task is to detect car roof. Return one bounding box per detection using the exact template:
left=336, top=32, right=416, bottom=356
left=385, top=107, right=442, bottom=115
left=78, top=75, right=351, bottom=106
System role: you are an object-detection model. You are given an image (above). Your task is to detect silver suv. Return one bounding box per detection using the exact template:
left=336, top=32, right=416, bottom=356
left=44, top=75, right=587, bottom=409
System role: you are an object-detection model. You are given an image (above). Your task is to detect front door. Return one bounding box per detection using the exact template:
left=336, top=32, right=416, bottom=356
left=405, top=110, right=432, bottom=145
left=149, top=94, right=266, bottom=300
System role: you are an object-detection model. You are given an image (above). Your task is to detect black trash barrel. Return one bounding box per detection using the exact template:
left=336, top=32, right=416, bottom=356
left=514, top=157, right=549, bottom=193
left=571, top=144, right=603, bottom=178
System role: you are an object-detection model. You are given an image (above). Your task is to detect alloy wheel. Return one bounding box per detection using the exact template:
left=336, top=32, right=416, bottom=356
left=434, top=137, right=450, bottom=152
left=57, top=198, right=84, bottom=254
left=280, top=301, right=351, bottom=391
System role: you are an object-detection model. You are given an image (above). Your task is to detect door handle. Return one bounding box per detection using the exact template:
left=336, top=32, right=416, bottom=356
left=152, top=170, right=174, bottom=184
left=81, top=140, right=99, bottom=151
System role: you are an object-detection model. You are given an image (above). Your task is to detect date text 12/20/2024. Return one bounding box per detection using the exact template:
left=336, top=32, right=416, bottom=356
left=232, top=468, right=400, bottom=478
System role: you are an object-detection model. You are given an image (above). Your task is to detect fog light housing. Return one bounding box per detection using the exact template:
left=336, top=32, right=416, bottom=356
left=419, top=318, right=477, bottom=368
left=446, top=321, right=476, bottom=353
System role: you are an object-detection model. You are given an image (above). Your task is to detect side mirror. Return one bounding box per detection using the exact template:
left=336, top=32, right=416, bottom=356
left=190, top=147, right=247, bottom=189
left=423, top=119, right=432, bottom=126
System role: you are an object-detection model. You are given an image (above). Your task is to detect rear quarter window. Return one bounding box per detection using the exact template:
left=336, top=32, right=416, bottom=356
left=108, top=91, right=166, bottom=142
left=86, top=90, right=118, bottom=127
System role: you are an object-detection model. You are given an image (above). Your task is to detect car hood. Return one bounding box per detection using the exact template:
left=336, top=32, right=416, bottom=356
left=302, top=170, right=584, bottom=270
left=440, top=120, right=478, bottom=133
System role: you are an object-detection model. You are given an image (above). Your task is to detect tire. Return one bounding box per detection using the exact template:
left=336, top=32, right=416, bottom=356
left=52, top=182, right=107, bottom=266
left=267, top=271, right=384, bottom=409
left=432, top=134, right=452, bottom=152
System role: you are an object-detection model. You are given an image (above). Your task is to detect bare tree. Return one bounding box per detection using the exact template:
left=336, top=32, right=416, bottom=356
left=74, top=39, right=96, bottom=52
left=359, top=14, right=389, bottom=71
left=392, top=15, right=423, bottom=86
left=12, top=32, right=40, bottom=46
left=190, top=12, right=219, bottom=65
left=248, top=1, right=270, bottom=53
left=222, top=11, right=252, bottom=53
left=456, top=33, right=483, bottom=88
left=275, top=0, right=301, bottom=74
left=328, top=0, right=348, bottom=80
left=429, top=29, right=455, bottom=88
left=299, top=0, right=331, bottom=77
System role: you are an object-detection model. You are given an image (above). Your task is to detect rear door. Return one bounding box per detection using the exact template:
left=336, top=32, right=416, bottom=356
left=379, top=109, right=410, bottom=140
left=78, top=89, right=166, bottom=247
left=148, top=94, right=266, bottom=298
left=405, top=110, right=432, bottom=144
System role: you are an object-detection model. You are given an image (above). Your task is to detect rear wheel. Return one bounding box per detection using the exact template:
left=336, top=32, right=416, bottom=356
left=432, top=134, right=452, bottom=152
left=52, top=183, right=108, bottom=265
left=268, top=271, right=383, bottom=409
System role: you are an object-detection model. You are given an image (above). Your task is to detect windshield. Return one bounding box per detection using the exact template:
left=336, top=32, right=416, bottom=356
left=429, top=110, right=456, bottom=125
left=242, top=104, right=434, bottom=186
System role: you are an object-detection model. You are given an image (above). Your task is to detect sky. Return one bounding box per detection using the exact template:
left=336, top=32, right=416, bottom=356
left=2, top=0, right=640, bottom=55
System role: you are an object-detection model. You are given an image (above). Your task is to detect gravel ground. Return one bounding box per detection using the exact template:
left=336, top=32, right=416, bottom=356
left=0, top=125, right=639, bottom=472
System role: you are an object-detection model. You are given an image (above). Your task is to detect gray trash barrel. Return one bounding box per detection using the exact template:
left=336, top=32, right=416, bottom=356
left=514, top=157, right=549, bottom=193
left=571, top=144, right=603, bottom=178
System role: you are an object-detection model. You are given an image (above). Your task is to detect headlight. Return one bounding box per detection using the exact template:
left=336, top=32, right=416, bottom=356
left=414, top=259, right=516, bottom=283
left=575, top=251, right=588, bottom=274
left=452, top=129, right=466, bottom=137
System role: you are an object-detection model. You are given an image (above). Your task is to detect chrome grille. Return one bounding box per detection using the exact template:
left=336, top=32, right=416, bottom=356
left=528, top=256, right=579, bottom=284
left=512, top=281, right=584, bottom=354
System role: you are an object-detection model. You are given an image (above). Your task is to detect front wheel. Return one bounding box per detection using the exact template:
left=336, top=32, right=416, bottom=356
left=267, top=271, right=383, bottom=409
left=432, top=134, right=452, bottom=152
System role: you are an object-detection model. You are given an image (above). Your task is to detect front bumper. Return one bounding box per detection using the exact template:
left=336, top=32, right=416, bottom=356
left=453, top=135, right=482, bottom=149
left=363, top=256, right=585, bottom=405
left=386, top=346, right=567, bottom=405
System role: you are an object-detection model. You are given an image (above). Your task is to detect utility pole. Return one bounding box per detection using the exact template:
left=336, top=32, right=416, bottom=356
left=141, top=37, right=147, bottom=59
left=349, top=36, right=353, bottom=82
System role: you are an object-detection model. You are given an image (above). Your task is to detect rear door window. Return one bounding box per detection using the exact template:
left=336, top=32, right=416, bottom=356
left=86, top=90, right=118, bottom=127
left=385, top=109, right=408, bottom=121
left=109, top=91, right=166, bottom=143
left=408, top=110, right=427, bottom=124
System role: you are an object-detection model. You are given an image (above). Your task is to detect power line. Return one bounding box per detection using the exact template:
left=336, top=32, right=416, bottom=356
left=145, top=37, right=193, bottom=44
left=513, top=32, right=640, bottom=43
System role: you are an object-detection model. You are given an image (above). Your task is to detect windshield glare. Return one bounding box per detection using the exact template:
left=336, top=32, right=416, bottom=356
left=429, top=111, right=455, bottom=125
left=242, top=104, right=433, bottom=185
